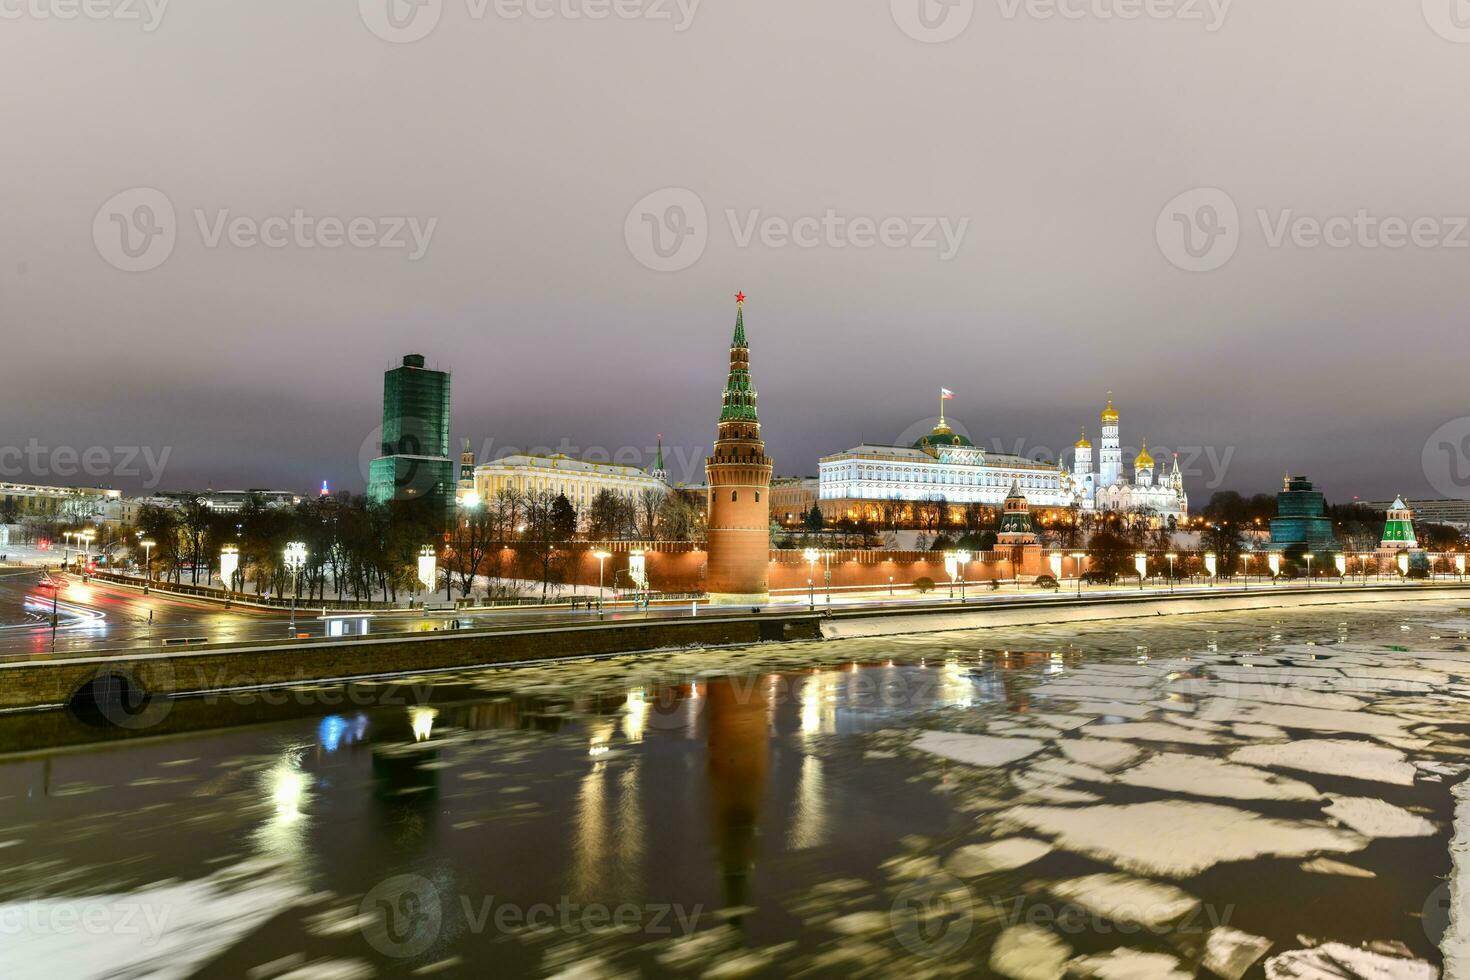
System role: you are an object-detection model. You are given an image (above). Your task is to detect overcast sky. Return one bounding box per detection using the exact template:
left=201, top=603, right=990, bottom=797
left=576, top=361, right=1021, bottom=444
left=3, top=0, right=1468, bottom=504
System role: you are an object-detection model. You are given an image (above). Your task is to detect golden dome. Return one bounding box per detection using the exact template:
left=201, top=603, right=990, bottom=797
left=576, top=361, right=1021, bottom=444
left=1135, top=439, right=1154, bottom=470
left=1100, top=396, right=1119, bottom=424
left=1075, top=430, right=1092, bottom=450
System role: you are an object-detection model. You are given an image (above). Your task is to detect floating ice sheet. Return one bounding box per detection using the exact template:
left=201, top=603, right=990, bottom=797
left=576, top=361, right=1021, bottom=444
left=910, top=731, right=1046, bottom=768
left=1005, top=800, right=1367, bottom=878
left=1229, top=740, right=1417, bottom=786
left=1114, top=754, right=1319, bottom=802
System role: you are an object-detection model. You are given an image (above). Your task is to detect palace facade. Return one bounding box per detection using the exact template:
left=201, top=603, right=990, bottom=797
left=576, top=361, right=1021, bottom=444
left=818, top=395, right=1188, bottom=525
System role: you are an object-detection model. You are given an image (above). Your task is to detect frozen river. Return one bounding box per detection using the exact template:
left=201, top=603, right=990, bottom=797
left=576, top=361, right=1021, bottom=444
left=1, top=600, right=1468, bottom=978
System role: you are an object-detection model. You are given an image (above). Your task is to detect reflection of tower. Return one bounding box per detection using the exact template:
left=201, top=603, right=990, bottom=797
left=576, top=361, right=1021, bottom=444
left=705, top=294, right=773, bottom=603
left=705, top=676, right=770, bottom=911
left=1099, top=395, right=1121, bottom=486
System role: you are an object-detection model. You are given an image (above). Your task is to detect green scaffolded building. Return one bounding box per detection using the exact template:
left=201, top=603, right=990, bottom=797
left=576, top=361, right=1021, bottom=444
left=1268, top=474, right=1337, bottom=557
left=367, top=354, right=455, bottom=527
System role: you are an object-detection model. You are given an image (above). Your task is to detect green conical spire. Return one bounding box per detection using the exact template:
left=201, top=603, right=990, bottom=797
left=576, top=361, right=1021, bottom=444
left=719, top=296, right=758, bottom=422
left=654, top=435, right=665, bottom=471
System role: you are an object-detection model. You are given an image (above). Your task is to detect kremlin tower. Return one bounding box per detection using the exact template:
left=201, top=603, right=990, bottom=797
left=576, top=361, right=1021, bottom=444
left=704, top=293, right=773, bottom=604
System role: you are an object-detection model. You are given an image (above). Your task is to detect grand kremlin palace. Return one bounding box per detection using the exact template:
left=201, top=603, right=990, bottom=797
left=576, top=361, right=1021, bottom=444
left=817, top=396, right=1187, bottom=524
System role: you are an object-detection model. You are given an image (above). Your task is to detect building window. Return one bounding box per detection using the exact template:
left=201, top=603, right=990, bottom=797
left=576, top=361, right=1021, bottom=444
left=731, top=491, right=738, bottom=502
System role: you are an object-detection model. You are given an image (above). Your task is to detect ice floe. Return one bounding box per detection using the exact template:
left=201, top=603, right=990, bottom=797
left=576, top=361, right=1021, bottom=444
left=988, top=923, right=1070, bottom=980
left=1323, top=796, right=1437, bottom=838
left=1058, top=740, right=1142, bottom=771
left=1113, top=754, right=1319, bottom=801
left=1196, top=701, right=1410, bottom=739
left=1005, top=800, right=1367, bottom=877
left=942, top=837, right=1052, bottom=878
left=1263, top=941, right=1435, bottom=978
left=1299, top=857, right=1375, bottom=878
left=1229, top=740, right=1417, bottom=786
left=1203, top=926, right=1274, bottom=980
left=910, top=731, right=1046, bottom=767
left=1447, top=777, right=1470, bottom=979
left=1081, top=722, right=1224, bottom=746
left=1046, top=872, right=1198, bottom=930
left=1065, top=948, right=1192, bottom=979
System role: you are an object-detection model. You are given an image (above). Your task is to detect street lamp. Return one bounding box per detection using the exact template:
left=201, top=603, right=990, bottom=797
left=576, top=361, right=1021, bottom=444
left=593, top=550, right=611, bottom=619
left=1241, top=552, right=1251, bottom=591
left=79, top=530, right=95, bottom=578
left=140, top=538, right=156, bottom=593
left=417, top=545, right=437, bottom=594
left=956, top=550, right=971, bottom=603
left=1396, top=552, right=1409, bottom=579
left=803, top=548, right=819, bottom=611
left=284, top=541, right=307, bottom=634
left=1069, top=552, right=1086, bottom=598
left=1134, top=552, right=1147, bottom=590
left=1204, top=551, right=1217, bottom=587
left=1457, top=554, right=1466, bottom=581
left=62, top=531, right=73, bottom=566
left=220, top=545, right=239, bottom=606
left=1303, top=553, right=1315, bottom=587
left=1165, top=553, right=1178, bottom=594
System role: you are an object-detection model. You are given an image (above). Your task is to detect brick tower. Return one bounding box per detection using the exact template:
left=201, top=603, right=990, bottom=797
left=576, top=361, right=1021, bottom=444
left=705, top=293, right=773, bottom=604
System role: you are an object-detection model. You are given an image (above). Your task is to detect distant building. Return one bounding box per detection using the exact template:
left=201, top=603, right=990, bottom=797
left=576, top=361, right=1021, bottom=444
left=457, top=439, right=477, bottom=506
left=0, top=482, right=120, bottom=520
left=1364, top=497, right=1470, bottom=530
left=996, top=482, right=1038, bottom=546
left=159, top=489, right=302, bottom=514
left=770, top=478, right=819, bottom=525
left=1269, top=474, right=1337, bottom=554
left=367, top=353, right=455, bottom=526
left=472, top=452, right=666, bottom=520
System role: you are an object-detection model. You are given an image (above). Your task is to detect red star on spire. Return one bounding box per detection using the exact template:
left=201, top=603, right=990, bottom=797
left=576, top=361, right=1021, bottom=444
left=734, top=291, right=746, bottom=305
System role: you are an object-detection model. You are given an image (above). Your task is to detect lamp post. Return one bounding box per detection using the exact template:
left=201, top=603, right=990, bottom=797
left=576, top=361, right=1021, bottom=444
left=1242, top=552, right=1251, bottom=591
left=1204, top=551, right=1217, bottom=588
left=804, top=548, right=818, bottom=611
left=956, top=550, right=971, bottom=603
left=79, top=530, right=94, bottom=579
left=1070, top=552, right=1086, bottom=598
left=62, top=531, right=73, bottom=567
left=140, top=538, right=155, bottom=593
left=220, top=544, right=239, bottom=608
left=417, top=545, right=437, bottom=597
left=1165, top=552, right=1178, bottom=594
left=593, top=550, right=610, bottom=619
left=1303, top=553, right=1315, bottom=587
left=1457, top=554, right=1466, bottom=582
left=888, top=575, right=894, bottom=597
left=284, top=541, right=307, bottom=635
left=1396, top=552, right=1409, bottom=580
left=823, top=551, right=832, bottom=605
left=1134, top=552, right=1147, bottom=590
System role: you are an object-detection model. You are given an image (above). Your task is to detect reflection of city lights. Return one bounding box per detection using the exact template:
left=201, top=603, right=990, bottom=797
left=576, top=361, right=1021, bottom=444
left=318, top=715, right=347, bottom=753
left=623, top=689, right=648, bottom=743
left=266, top=752, right=310, bottom=825
left=409, top=705, right=438, bottom=742
left=588, top=744, right=610, bottom=757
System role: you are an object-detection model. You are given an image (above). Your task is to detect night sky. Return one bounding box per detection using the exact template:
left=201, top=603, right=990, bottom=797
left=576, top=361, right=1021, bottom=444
left=4, top=1, right=1467, bottom=504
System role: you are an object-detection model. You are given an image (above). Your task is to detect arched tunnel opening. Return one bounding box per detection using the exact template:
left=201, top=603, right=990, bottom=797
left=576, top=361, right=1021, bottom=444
left=68, top=670, right=172, bottom=730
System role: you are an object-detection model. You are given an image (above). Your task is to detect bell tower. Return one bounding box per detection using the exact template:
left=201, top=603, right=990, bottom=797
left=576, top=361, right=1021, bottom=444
left=705, top=293, right=773, bottom=604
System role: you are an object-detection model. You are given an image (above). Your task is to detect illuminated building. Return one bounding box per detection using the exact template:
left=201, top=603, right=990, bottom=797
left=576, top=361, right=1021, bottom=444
left=367, top=353, right=455, bottom=526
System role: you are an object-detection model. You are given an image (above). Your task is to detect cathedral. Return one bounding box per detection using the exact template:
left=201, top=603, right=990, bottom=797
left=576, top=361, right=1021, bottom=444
left=1067, top=396, right=1188, bottom=523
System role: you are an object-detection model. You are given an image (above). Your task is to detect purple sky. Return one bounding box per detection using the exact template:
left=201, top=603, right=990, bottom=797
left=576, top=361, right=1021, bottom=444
left=4, top=1, right=1467, bottom=505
